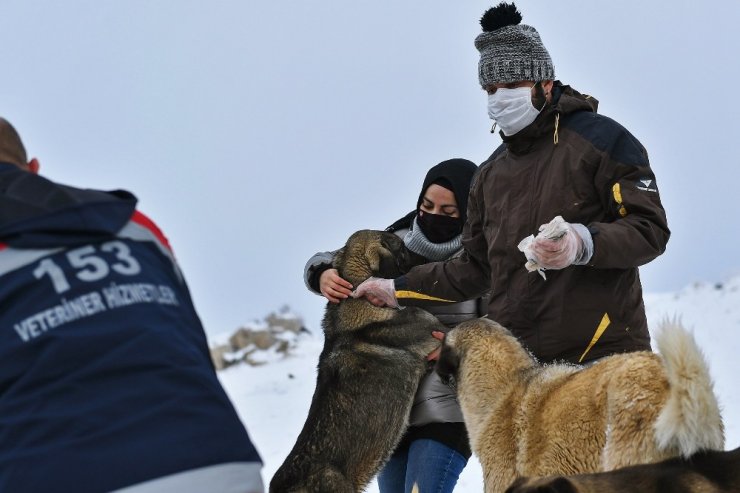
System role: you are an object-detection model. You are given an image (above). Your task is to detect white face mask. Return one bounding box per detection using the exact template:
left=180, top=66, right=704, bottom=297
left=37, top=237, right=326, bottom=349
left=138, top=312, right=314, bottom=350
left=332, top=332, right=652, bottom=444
left=487, top=85, right=541, bottom=136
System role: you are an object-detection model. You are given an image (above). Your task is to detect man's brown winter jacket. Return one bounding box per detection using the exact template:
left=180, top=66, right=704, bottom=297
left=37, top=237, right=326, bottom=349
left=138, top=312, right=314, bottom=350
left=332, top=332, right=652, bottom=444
left=397, top=83, right=670, bottom=364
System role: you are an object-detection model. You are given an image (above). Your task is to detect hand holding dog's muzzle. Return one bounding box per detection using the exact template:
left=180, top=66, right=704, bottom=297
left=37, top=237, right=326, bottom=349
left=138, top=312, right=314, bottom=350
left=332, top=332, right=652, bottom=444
left=351, top=277, right=398, bottom=308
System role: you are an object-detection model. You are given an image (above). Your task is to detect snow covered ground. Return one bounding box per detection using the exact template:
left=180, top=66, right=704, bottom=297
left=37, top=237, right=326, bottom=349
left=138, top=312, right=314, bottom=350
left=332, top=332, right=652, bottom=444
left=217, top=277, right=740, bottom=492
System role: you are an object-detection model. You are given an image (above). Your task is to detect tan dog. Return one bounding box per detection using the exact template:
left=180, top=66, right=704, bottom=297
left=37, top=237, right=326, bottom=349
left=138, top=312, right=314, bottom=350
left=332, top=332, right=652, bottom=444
left=505, top=446, right=740, bottom=493
left=435, top=318, right=724, bottom=493
left=271, top=230, right=445, bottom=493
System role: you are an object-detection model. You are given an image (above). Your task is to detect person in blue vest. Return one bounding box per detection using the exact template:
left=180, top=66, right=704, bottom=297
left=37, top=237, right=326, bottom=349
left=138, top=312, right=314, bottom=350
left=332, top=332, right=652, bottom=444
left=0, top=117, right=263, bottom=493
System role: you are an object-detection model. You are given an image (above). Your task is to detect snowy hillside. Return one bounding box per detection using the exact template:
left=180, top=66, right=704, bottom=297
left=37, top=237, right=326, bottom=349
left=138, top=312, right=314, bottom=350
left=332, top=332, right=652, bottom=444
left=216, top=277, right=740, bottom=492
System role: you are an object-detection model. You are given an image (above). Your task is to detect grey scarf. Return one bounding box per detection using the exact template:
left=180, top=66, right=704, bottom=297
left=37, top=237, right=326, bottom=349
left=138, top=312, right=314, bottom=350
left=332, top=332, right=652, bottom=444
left=403, top=216, right=462, bottom=261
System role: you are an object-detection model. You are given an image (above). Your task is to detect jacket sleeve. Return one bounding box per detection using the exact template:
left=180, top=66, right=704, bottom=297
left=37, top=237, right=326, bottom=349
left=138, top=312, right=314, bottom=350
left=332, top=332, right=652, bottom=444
left=303, top=250, right=338, bottom=295
left=397, top=170, right=490, bottom=304
left=587, top=129, right=670, bottom=269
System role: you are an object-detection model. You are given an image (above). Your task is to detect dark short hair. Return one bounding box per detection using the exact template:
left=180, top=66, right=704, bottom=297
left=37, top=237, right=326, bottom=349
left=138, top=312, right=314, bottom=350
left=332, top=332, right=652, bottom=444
left=0, top=118, right=28, bottom=168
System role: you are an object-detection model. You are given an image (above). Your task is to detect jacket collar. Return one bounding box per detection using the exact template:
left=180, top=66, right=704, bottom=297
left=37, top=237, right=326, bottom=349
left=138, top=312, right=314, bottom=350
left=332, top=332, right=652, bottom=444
left=501, top=81, right=598, bottom=155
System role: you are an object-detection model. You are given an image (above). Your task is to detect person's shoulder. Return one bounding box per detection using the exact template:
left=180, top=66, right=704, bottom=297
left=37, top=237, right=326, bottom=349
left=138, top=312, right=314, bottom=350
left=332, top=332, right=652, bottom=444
left=563, top=109, right=642, bottom=144
left=473, top=147, right=505, bottom=187
left=385, top=210, right=415, bottom=234
left=482, top=143, right=507, bottom=165
left=476, top=143, right=507, bottom=176
left=564, top=109, right=629, bottom=134
left=563, top=111, right=648, bottom=166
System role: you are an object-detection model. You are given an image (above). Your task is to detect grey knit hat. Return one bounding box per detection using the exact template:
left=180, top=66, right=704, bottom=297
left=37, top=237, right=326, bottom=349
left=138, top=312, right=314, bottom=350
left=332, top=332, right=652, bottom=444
left=475, top=3, right=555, bottom=86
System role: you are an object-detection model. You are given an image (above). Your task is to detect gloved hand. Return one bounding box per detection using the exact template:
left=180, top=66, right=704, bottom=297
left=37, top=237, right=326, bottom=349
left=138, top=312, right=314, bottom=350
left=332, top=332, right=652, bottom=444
left=351, top=277, right=398, bottom=308
left=518, top=216, right=593, bottom=276
left=530, top=221, right=585, bottom=270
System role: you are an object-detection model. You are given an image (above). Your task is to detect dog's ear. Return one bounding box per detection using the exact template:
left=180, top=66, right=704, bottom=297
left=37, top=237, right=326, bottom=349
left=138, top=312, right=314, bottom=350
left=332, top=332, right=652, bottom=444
left=505, top=476, right=579, bottom=493
left=365, top=242, right=393, bottom=275
left=435, top=337, right=460, bottom=384
left=382, top=234, right=426, bottom=274
left=370, top=233, right=411, bottom=277
left=504, top=477, right=528, bottom=493
left=381, top=234, right=406, bottom=273
left=542, top=478, right=579, bottom=493
left=537, top=478, right=579, bottom=493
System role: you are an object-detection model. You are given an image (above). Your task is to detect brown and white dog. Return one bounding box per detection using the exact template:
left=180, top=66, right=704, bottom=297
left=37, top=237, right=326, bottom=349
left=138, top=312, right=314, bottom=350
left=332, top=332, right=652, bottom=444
left=505, top=446, right=740, bottom=493
left=435, top=318, right=724, bottom=493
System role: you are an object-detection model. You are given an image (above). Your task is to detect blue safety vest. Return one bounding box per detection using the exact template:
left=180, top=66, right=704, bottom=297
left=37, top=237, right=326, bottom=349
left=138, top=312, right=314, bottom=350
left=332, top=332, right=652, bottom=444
left=0, top=163, right=261, bottom=492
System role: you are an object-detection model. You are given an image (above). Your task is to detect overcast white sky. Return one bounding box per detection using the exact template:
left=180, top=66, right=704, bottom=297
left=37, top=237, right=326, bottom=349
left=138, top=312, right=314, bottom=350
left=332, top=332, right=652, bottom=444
left=2, top=1, right=739, bottom=335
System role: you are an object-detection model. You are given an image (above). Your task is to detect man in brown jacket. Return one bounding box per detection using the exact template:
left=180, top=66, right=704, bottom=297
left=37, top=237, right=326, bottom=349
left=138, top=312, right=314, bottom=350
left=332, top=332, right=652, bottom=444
left=354, top=2, right=669, bottom=366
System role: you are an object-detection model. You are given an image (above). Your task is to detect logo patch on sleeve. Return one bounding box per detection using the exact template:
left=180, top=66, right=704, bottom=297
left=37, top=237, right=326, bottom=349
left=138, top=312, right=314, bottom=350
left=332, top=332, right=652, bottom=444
left=635, top=178, right=658, bottom=192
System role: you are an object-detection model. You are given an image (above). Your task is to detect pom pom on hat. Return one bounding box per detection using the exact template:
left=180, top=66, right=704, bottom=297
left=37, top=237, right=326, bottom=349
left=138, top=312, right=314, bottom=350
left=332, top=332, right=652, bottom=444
left=480, top=2, right=522, bottom=32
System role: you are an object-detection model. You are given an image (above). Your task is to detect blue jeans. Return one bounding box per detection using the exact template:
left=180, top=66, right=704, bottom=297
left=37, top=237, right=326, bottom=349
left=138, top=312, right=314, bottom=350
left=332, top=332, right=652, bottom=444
left=377, top=439, right=468, bottom=493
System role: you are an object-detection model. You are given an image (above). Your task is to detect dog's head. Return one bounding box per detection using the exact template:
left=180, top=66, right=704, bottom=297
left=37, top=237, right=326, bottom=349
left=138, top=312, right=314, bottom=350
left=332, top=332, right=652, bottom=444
left=435, top=317, right=526, bottom=385
left=334, top=229, right=424, bottom=285
left=505, top=476, right=581, bottom=493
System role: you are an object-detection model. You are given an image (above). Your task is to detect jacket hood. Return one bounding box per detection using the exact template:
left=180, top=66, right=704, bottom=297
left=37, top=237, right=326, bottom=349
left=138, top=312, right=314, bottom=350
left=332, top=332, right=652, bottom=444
left=552, top=82, right=599, bottom=115
left=501, top=81, right=598, bottom=153
left=0, top=162, right=137, bottom=248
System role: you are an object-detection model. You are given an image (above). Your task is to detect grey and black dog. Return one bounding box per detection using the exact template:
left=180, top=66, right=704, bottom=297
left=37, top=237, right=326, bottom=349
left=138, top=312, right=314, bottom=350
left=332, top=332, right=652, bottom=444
left=270, top=230, right=446, bottom=493
left=505, top=446, right=740, bottom=493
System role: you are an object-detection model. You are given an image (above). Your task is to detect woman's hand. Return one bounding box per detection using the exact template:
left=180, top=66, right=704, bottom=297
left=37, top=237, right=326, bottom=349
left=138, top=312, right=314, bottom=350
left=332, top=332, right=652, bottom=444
left=319, top=268, right=354, bottom=303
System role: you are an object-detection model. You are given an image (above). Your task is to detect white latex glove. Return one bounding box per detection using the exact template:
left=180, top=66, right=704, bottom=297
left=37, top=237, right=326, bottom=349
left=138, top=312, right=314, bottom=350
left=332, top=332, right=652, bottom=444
left=351, top=277, right=398, bottom=308
left=530, top=222, right=582, bottom=269
left=518, top=216, right=592, bottom=279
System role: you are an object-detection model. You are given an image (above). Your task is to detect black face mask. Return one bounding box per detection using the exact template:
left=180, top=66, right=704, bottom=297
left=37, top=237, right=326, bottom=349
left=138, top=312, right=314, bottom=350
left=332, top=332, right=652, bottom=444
left=416, top=211, right=463, bottom=244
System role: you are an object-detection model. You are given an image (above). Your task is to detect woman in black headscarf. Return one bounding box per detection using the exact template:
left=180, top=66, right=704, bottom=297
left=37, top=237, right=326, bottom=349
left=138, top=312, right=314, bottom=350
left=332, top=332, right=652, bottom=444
left=303, top=158, right=486, bottom=493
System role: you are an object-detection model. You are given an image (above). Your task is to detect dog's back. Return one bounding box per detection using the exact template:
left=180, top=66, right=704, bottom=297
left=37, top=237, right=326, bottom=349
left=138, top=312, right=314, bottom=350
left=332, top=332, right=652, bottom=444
left=436, top=318, right=725, bottom=491
left=529, top=320, right=724, bottom=471
left=506, top=446, right=740, bottom=493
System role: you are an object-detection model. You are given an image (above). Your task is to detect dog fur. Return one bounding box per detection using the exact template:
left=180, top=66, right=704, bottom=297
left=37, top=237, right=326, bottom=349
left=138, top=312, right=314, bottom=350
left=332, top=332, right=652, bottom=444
left=270, top=230, right=446, bottom=493
left=505, top=446, right=740, bottom=493
left=435, top=318, right=724, bottom=493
